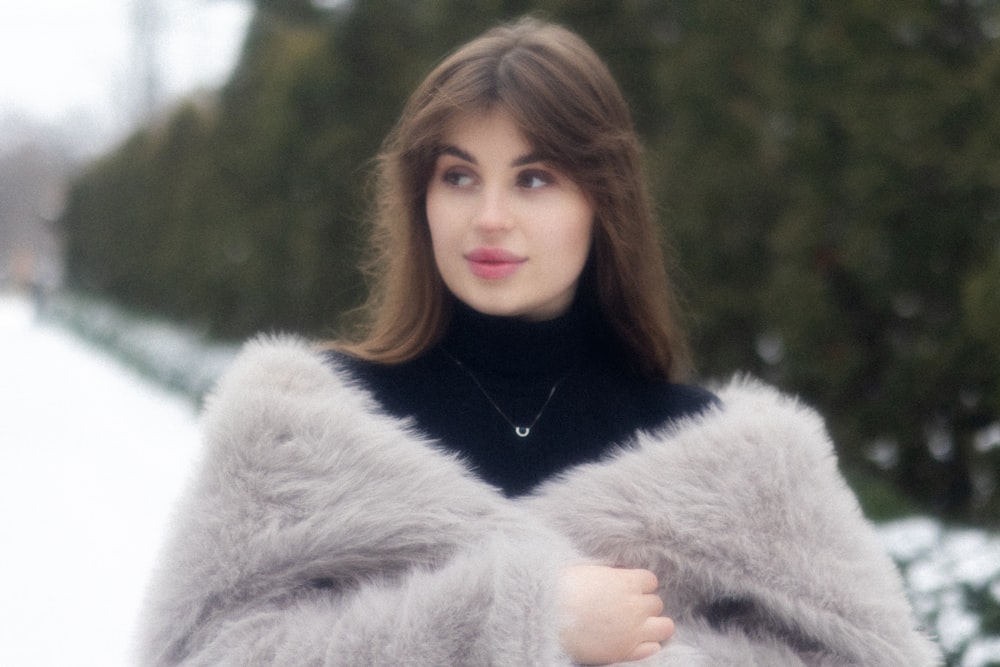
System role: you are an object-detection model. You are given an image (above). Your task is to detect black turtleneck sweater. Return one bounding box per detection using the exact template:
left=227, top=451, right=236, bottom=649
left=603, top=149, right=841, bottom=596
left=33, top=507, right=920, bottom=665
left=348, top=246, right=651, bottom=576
left=333, top=301, right=717, bottom=497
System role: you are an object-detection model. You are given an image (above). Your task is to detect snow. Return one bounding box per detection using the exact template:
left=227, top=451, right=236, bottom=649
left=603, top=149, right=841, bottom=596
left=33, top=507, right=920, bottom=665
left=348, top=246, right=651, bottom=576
left=1, top=291, right=998, bottom=665
left=0, top=293, right=201, bottom=666
left=880, top=516, right=1000, bottom=660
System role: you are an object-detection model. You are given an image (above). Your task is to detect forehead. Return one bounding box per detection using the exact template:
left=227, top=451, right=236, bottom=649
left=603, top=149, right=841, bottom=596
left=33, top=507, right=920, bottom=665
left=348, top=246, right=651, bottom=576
left=438, top=108, right=534, bottom=157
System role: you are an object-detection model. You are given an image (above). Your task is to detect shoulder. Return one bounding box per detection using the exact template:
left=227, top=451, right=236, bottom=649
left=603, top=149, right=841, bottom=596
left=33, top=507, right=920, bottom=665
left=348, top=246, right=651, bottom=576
left=705, top=375, right=829, bottom=450
left=198, top=336, right=389, bottom=455
left=530, top=375, right=854, bottom=561
left=322, top=347, right=449, bottom=411
left=205, top=335, right=360, bottom=405
left=658, top=381, right=720, bottom=416
left=636, top=378, right=720, bottom=430
left=323, top=347, right=424, bottom=385
left=582, top=374, right=842, bottom=491
left=212, top=334, right=328, bottom=386
left=644, top=375, right=838, bottom=479
left=193, top=336, right=486, bottom=505
left=210, top=337, right=423, bottom=405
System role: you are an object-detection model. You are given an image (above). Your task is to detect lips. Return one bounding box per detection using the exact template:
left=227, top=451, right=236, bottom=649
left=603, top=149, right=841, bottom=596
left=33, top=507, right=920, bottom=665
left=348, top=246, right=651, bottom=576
left=464, top=247, right=526, bottom=280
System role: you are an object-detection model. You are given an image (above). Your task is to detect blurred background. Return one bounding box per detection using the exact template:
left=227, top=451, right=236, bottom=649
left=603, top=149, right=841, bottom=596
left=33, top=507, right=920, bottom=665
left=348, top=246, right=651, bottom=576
left=1, top=0, right=998, bottom=665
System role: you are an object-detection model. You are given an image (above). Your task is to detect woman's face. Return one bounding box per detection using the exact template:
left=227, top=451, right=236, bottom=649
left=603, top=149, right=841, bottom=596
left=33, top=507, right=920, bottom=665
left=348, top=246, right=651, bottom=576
left=425, top=110, right=594, bottom=321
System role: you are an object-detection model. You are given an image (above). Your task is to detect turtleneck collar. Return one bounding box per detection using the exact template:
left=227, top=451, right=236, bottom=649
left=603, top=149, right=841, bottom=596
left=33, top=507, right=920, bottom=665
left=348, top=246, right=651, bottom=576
left=439, top=296, right=607, bottom=378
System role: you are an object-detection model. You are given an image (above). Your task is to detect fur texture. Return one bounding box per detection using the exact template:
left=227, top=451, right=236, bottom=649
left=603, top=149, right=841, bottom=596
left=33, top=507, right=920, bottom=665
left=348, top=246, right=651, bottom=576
left=137, top=336, right=941, bottom=666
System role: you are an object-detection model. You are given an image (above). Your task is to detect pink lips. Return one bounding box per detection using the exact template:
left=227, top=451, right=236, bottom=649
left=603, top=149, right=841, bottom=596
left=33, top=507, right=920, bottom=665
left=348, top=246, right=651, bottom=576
left=465, top=247, right=526, bottom=280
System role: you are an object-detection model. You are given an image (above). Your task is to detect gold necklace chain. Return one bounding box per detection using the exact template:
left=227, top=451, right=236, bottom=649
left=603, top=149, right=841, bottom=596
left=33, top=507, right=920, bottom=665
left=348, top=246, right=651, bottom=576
left=443, top=350, right=569, bottom=438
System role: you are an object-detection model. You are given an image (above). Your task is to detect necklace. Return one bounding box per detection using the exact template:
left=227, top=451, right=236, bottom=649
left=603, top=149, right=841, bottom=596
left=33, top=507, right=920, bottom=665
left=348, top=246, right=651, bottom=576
left=443, top=350, right=569, bottom=438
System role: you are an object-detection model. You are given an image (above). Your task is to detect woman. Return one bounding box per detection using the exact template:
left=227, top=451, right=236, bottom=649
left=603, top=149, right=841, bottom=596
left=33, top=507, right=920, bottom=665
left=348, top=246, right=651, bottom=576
left=137, top=18, right=940, bottom=666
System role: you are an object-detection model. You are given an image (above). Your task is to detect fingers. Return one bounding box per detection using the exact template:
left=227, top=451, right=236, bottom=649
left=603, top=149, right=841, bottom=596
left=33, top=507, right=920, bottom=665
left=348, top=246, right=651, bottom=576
left=631, top=570, right=673, bottom=662
left=627, top=568, right=664, bottom=618
left=557, top=565, right=675, bottom=665
left=629, top=641, right=664, bottom=662
left=625, top=568, right=671, bottom=635
left=646, top=614, right=675, bottom=643
left=627, top=616, right=675, bottom=662
left=629, top=567, right=660, bottom=594
left=644, top=589, right=665, bottom=617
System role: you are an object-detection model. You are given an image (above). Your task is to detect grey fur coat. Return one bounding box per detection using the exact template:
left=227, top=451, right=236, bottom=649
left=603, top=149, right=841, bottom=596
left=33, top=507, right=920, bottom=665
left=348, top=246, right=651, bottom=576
left=137, top=336, right=941, bottom=666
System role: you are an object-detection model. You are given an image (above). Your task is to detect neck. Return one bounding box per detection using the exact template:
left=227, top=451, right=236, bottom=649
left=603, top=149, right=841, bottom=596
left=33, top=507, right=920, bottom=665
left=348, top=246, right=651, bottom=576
left=441, top=298, right=607, bottom=378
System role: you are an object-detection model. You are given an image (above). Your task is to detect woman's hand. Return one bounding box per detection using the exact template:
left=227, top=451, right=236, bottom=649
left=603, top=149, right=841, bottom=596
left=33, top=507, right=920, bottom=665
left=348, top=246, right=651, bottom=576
left=557, top=564, right=674, bottom=665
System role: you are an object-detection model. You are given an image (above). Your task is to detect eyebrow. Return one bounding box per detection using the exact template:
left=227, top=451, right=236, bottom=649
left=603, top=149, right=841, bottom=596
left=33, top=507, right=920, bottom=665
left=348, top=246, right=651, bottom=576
left=438, top=145, right=543, bottom=168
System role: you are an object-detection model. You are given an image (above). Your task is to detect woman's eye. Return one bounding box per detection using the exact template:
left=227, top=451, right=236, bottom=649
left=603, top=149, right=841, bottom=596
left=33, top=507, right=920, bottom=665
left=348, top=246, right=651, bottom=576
left=442, top=169, right=475, bottom=188
left=517, top=170, right=553, bottom=190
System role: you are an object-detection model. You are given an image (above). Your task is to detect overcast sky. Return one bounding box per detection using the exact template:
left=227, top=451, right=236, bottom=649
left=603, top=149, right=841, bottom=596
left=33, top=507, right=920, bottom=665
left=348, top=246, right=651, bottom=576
left=0, top=0, right=251, bottom=148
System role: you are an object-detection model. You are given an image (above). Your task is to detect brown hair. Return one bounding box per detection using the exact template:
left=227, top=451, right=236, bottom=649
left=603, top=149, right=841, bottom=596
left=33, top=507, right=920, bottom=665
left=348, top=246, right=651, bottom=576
left=334, top=17, right=692, bottom=380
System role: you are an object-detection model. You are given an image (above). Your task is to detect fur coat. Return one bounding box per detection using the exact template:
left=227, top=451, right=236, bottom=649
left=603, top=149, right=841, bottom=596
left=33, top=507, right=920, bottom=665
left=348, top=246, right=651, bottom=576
left=136, top=336, right=941, bottom=666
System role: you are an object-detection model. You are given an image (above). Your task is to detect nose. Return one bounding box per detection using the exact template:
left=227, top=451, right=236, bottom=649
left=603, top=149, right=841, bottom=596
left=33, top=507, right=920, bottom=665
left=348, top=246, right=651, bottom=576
left=473, top=186, right=513, bottom=233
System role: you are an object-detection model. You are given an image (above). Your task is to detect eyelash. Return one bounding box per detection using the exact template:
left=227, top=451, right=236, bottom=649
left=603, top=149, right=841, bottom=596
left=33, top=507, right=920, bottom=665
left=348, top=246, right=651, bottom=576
left=517, top=170, right=554, bottom=189
left=439, top=167, right=554, bottom=190
left=440, top=169, right=470, bottom=187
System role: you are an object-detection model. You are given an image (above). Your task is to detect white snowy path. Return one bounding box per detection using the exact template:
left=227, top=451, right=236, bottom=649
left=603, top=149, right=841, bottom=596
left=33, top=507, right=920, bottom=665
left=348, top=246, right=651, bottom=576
left=0, top=294, right=202, bottom=666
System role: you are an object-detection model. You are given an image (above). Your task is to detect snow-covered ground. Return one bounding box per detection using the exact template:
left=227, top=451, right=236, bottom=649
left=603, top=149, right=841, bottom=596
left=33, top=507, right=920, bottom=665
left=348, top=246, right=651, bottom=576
left=1, top=291, right=997, bottom=666
left=0, top=293, right=201, bottom=666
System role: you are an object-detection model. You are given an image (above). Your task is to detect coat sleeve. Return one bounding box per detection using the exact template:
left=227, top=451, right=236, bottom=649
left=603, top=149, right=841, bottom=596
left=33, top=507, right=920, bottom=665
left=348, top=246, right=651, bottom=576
left=523, top=376, right=943, bottom=667
left=135, top=338, right=577, bottom=667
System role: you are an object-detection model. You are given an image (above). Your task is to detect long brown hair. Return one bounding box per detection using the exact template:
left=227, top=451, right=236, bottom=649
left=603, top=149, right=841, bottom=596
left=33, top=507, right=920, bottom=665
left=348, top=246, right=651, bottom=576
left=334, top=17, right=692, bottom=381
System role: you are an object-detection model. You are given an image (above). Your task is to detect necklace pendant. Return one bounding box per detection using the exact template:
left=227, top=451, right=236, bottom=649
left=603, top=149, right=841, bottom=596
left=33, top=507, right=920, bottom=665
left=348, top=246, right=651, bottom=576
left=514, top=426, right=531, bottom=438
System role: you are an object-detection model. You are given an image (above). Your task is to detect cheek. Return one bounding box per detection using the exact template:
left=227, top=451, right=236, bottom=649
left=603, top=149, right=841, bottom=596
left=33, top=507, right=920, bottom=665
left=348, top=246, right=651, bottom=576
left=425, top=192, right=463, bottom=282
left=424, top=190, right=451, bottom=250
left=563, top=205, right=595, bottom=269
left=425, top=187, right=441, bottom=235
